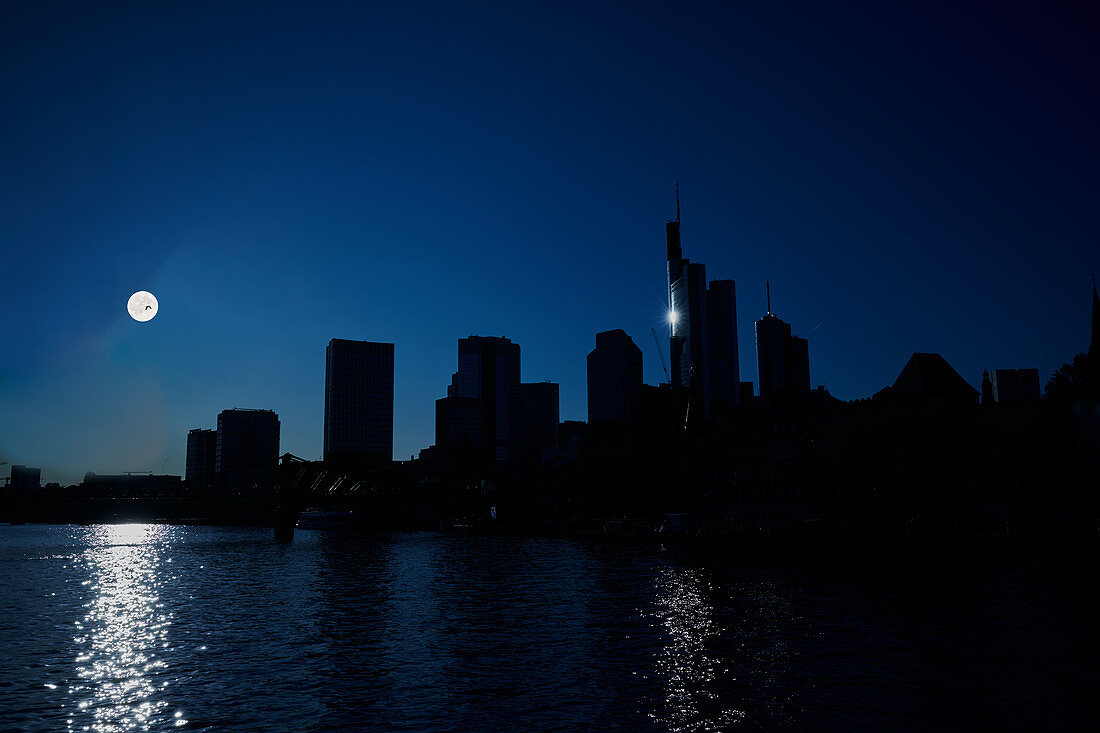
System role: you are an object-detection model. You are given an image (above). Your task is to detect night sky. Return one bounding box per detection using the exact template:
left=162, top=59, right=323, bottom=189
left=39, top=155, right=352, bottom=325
left=2, top=1, right=1097, bottom=484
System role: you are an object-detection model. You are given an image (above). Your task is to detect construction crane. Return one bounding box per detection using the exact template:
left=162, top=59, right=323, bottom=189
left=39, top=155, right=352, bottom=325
left=651, top=328, right=670, bottom=383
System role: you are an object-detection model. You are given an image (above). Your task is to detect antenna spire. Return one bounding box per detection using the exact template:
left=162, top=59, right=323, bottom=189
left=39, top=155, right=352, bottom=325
left=675, top=181, right=680, bottom=223
left=766, top=281, right=771, bottom=314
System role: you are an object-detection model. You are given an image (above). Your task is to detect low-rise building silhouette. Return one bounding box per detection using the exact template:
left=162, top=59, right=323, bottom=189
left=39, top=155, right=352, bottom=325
left=9, top=465, right=41, bottom=491
left=558, top=420, right=589, bottom=456
left=990, top=368, right=1041, bottom=402
left=81, top=472, right=182, bottom=497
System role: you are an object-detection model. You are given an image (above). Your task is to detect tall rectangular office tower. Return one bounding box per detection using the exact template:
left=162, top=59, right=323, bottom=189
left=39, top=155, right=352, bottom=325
left=587, top=329, right=643, bottom=423
left=186, top=428, right=217, bottom=488
left=755, top=311, right=810, bottom=399
left=521, top=381, right=560, bottom=452
left=324, top=339, right=395, bottom=461
left=444, top=335, right=521, bottom=465
left=216, top=409, right=280, bottom=490
left=707, top=280, right=740, bottom=407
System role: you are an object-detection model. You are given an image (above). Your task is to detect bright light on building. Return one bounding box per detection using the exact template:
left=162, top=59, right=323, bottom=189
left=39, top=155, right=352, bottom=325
left=667, top=309, right=679, bottom=325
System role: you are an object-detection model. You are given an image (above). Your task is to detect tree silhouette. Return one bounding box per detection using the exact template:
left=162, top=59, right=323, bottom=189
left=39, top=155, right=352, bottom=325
left=1045, top=350, right=1100, bottom=402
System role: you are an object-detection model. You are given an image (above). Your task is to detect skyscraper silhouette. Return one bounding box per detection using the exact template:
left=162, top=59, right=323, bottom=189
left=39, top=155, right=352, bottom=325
left=587, top=329, right=643, bottom=423
left=216, top=408, right=280, bottom=490
left=324, top=339, right=395, bottom=461
left=437, top=336, right=521, bottom=466
left=707, top=280, right=740, bottom=408
left=520, top=381, right=560, bottom=452
left=755, top=283, right=810, bottom=400
left=665, top=188, right=741, bottom=422
left=185, top=428, right=216, bottom=488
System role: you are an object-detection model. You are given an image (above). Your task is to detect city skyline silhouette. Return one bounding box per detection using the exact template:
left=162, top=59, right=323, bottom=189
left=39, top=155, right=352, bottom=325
left=2, top=1, right=1098, bottom=485
left=3, top=6, right=1100, bottom=730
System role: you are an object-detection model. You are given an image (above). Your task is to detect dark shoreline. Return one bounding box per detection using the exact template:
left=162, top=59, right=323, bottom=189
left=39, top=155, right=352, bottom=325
left=5, top=512, right=1098, bottom=573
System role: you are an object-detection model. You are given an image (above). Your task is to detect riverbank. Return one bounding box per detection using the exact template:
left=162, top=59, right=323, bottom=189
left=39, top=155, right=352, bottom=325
left=5, top=514, right=1098, bottom=573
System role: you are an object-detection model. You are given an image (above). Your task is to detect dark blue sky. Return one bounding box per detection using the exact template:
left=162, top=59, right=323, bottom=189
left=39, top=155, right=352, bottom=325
left=2, top=0, right=1098, bottom=484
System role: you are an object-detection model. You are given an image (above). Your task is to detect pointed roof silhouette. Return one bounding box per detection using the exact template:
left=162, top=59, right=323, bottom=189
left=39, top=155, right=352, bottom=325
left=890, top=353, right=978, bottom=399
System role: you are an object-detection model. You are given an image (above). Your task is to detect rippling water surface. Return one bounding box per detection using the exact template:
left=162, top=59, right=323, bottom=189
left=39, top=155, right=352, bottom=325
left=1, top=525, right=1097, bottom=731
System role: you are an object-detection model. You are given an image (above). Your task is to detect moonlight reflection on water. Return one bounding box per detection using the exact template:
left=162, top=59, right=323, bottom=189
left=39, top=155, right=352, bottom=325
left=66, top=525, right=185, bottom=732
left=651, top=566, right=746, bottom=731
left=0, top=526, right=1096, bottom=731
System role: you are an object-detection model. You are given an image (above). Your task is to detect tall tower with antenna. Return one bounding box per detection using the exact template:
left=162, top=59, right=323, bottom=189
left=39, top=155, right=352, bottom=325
left=754, top=283, right=810, bottom=400
left=664, top=184, right=740, bottom=423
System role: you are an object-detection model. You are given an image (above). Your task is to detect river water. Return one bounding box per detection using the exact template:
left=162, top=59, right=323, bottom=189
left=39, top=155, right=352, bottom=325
left=1, top=525, right=1097, bottom=731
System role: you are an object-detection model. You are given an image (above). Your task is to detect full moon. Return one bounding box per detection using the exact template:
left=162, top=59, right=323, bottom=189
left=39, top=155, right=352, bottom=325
left=127, top=291, right=159, bottom=322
